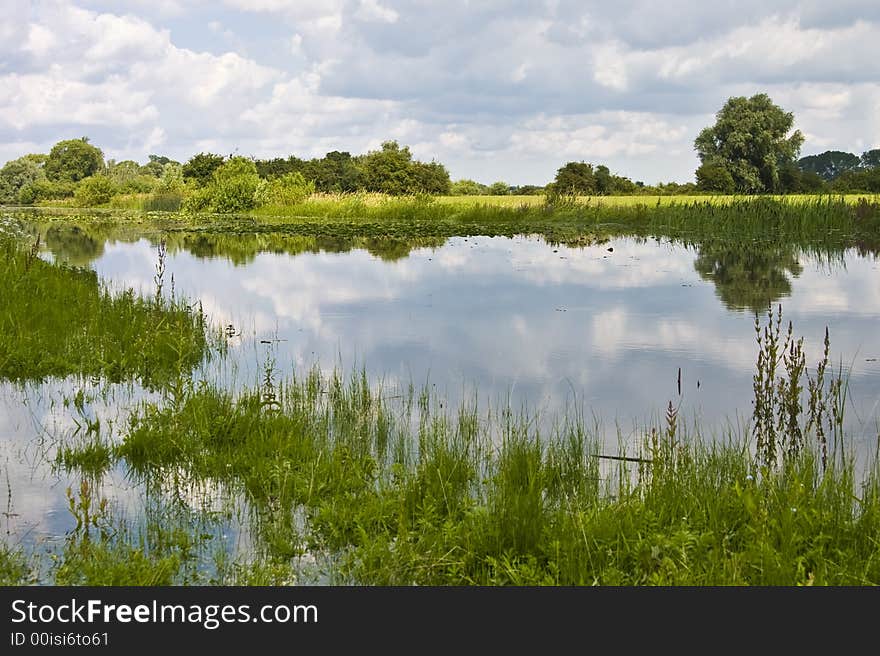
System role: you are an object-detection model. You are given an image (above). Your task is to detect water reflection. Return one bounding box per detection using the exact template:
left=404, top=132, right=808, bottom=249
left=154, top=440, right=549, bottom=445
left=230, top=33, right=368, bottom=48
left=55, top=230, right=875, bottom=445
left=5, top=220, right=880, bottom=580
left=694, top=242, right=804, bottom=313
left=32, top=223, right=446, bottom=267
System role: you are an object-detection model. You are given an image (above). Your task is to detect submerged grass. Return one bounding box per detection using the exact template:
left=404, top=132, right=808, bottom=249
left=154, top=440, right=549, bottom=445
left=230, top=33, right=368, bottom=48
left=97, top=312, right=880, bottom=585
left=0, top=236, right=218, bottom=386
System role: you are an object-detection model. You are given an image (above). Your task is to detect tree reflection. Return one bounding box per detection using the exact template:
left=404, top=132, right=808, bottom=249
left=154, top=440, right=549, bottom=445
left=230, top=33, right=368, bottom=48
left=43, top=225, right=105, bottom=266
left=694, top=242, right=803, bottom=313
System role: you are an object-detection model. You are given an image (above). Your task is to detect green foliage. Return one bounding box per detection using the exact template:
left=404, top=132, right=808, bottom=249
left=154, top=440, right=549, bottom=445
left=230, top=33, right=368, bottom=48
left=156, top=162, right=185, bottom=193
left=0, top=155, right=46, bottom=203
left=183, top=157, right=261, bottom=213
left=74, top=175, right=118, bottom=207
left=410, top=161, right=451, bottom=194
left=19, top=178, right=77, bottom=203
left=792, top=148, right=880, bottom=192
left=595, top=165, right=613, bottom=194
left=208, top=156, right=261, bottom=213
left=110, top=337, right=880, bottom=585
left=0, top=542, right=31, bottom=584
left=310, top=151, right=363, bottom=192
left=254, top=155, right=305, bottom=179
left=106, top=160, right=156, bottom=194
left=0, top=237, right=213, bottom=386
left=515, top=185, right=546, bottom=195
left=695, top=94, right=804, bottom=193
left=695, top=161, right=735, bottom=193
left=254, top=171, right=315, bottom=206
left=488, top=181, right=510, bottom=196
left=139, top=154, right=179, bottom=178
left=553, top=161, right=596, bottom=194
left=798, top=150, right=861, bottom=181
left=359, top=141, right=416, bottom=194
left=44, top=138, right=105, bottom=182
left=831, top=167, right=880, bottom=193
left=862, top=149, right=880, bottom=169
left=181, top=187, right=213, bottom=213
left=751, top=306, right=844, bottom=469
left=450, top=179, right=488, bottom=195
left=182, top=152, right=225, bottom=187
left=778, top=162, right=827, bottom=193
left=357, top=141, right=450, bottom=195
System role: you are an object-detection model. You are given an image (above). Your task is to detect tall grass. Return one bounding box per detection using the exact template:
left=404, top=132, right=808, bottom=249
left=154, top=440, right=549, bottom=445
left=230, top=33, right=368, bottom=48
left=97, top=311, right=880, bottom=585
left=108, top=192, right=184, bottom=212
left=10, top=196, right=880, bottom=257
left=0, top=236, right=218, bottom=386
left=216, top=196, right=880, bottom=254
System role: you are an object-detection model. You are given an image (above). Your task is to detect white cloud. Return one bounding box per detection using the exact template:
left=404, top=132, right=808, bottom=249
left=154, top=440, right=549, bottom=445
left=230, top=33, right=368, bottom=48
left=355, top=0, right=399, bottom=24
left=1, top=1, right=879, bottom=181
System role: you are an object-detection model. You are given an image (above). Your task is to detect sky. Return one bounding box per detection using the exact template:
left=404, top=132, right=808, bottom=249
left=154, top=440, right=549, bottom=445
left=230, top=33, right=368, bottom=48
left=1, top=1, right=879, bottom=185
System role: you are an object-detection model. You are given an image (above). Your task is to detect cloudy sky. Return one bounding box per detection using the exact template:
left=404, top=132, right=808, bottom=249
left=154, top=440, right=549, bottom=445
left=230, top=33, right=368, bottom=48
left=2, top=1, right=879, bottom=185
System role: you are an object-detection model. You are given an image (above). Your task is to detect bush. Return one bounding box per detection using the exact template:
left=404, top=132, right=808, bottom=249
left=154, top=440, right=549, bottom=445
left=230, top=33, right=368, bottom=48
left=74, top=176, right=118, bottom=207
left=180, top=157, right=261, bottom=214
left=156, top=163, right=185, bottom=194
left=181, top=187, right=213, bottom=213
left=19, top=179, right=77, bottom=204
left=450, top=179, right=488, bottom=195
left=254, top=172, right=315, bottom=206
left=489, top=181, right=510, bottom=195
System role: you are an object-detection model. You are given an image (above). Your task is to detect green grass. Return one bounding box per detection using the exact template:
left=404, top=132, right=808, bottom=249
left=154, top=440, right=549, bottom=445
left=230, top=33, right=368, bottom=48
left=0, top=541, right=32, bottom=584
left=12, top=196, right=880, bottom=256
left=6, top=196, right=880, bottom=585
left=99, top=315, right=880, bottom=585
left=187, top=196, right=880, bottom=254
left=0, top=236, right=218, bottom=386
left=437, top=193, right=880, bottom=207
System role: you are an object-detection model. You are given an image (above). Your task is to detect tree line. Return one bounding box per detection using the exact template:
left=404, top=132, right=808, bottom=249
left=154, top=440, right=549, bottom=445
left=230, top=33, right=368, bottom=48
left=1, top=93, right=877, bottom=211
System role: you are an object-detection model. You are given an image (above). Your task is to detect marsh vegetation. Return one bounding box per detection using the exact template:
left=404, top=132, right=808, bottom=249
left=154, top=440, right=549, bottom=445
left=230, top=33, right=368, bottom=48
left=1, top=198, right=880, bottom=586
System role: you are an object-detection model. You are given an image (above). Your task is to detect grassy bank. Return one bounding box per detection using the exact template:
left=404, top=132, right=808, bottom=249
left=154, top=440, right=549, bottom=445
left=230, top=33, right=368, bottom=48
left=0, top=236, right=218, bottom=385
left=19, top=196, right=878, bottom=253
left=436, top=193, right=880, bottom=208
left=10, top=196, right=880, bottom=259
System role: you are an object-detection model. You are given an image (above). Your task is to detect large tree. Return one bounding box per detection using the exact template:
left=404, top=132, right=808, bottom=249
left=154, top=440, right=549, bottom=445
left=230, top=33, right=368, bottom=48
left=311, top=151, right=363, bottom=192
left=44, top=138, right=104, bottom=182
left=359, top=141, right=415, bottom=195
left=0, top=155, right=46, bottom=203
left=694, top=94, right=804, bottom=193
left=552, top=161, right=596, bottom=194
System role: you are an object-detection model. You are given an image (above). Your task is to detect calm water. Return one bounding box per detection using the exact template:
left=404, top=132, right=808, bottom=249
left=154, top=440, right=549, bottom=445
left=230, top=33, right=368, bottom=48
left=3, top=228, right=880, bottom=565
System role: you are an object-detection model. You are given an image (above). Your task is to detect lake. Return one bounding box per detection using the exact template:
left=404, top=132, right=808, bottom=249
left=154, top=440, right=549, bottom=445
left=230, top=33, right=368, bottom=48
left=3, top=225, right=880, bottom=578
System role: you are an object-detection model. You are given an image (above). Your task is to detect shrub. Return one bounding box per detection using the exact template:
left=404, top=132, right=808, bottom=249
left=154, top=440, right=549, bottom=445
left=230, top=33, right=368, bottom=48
left=254, top=172, right=315, bottom=206
left=74, top=176, right=118, bottom=207
left=19, top=179, right=77, bottom=203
